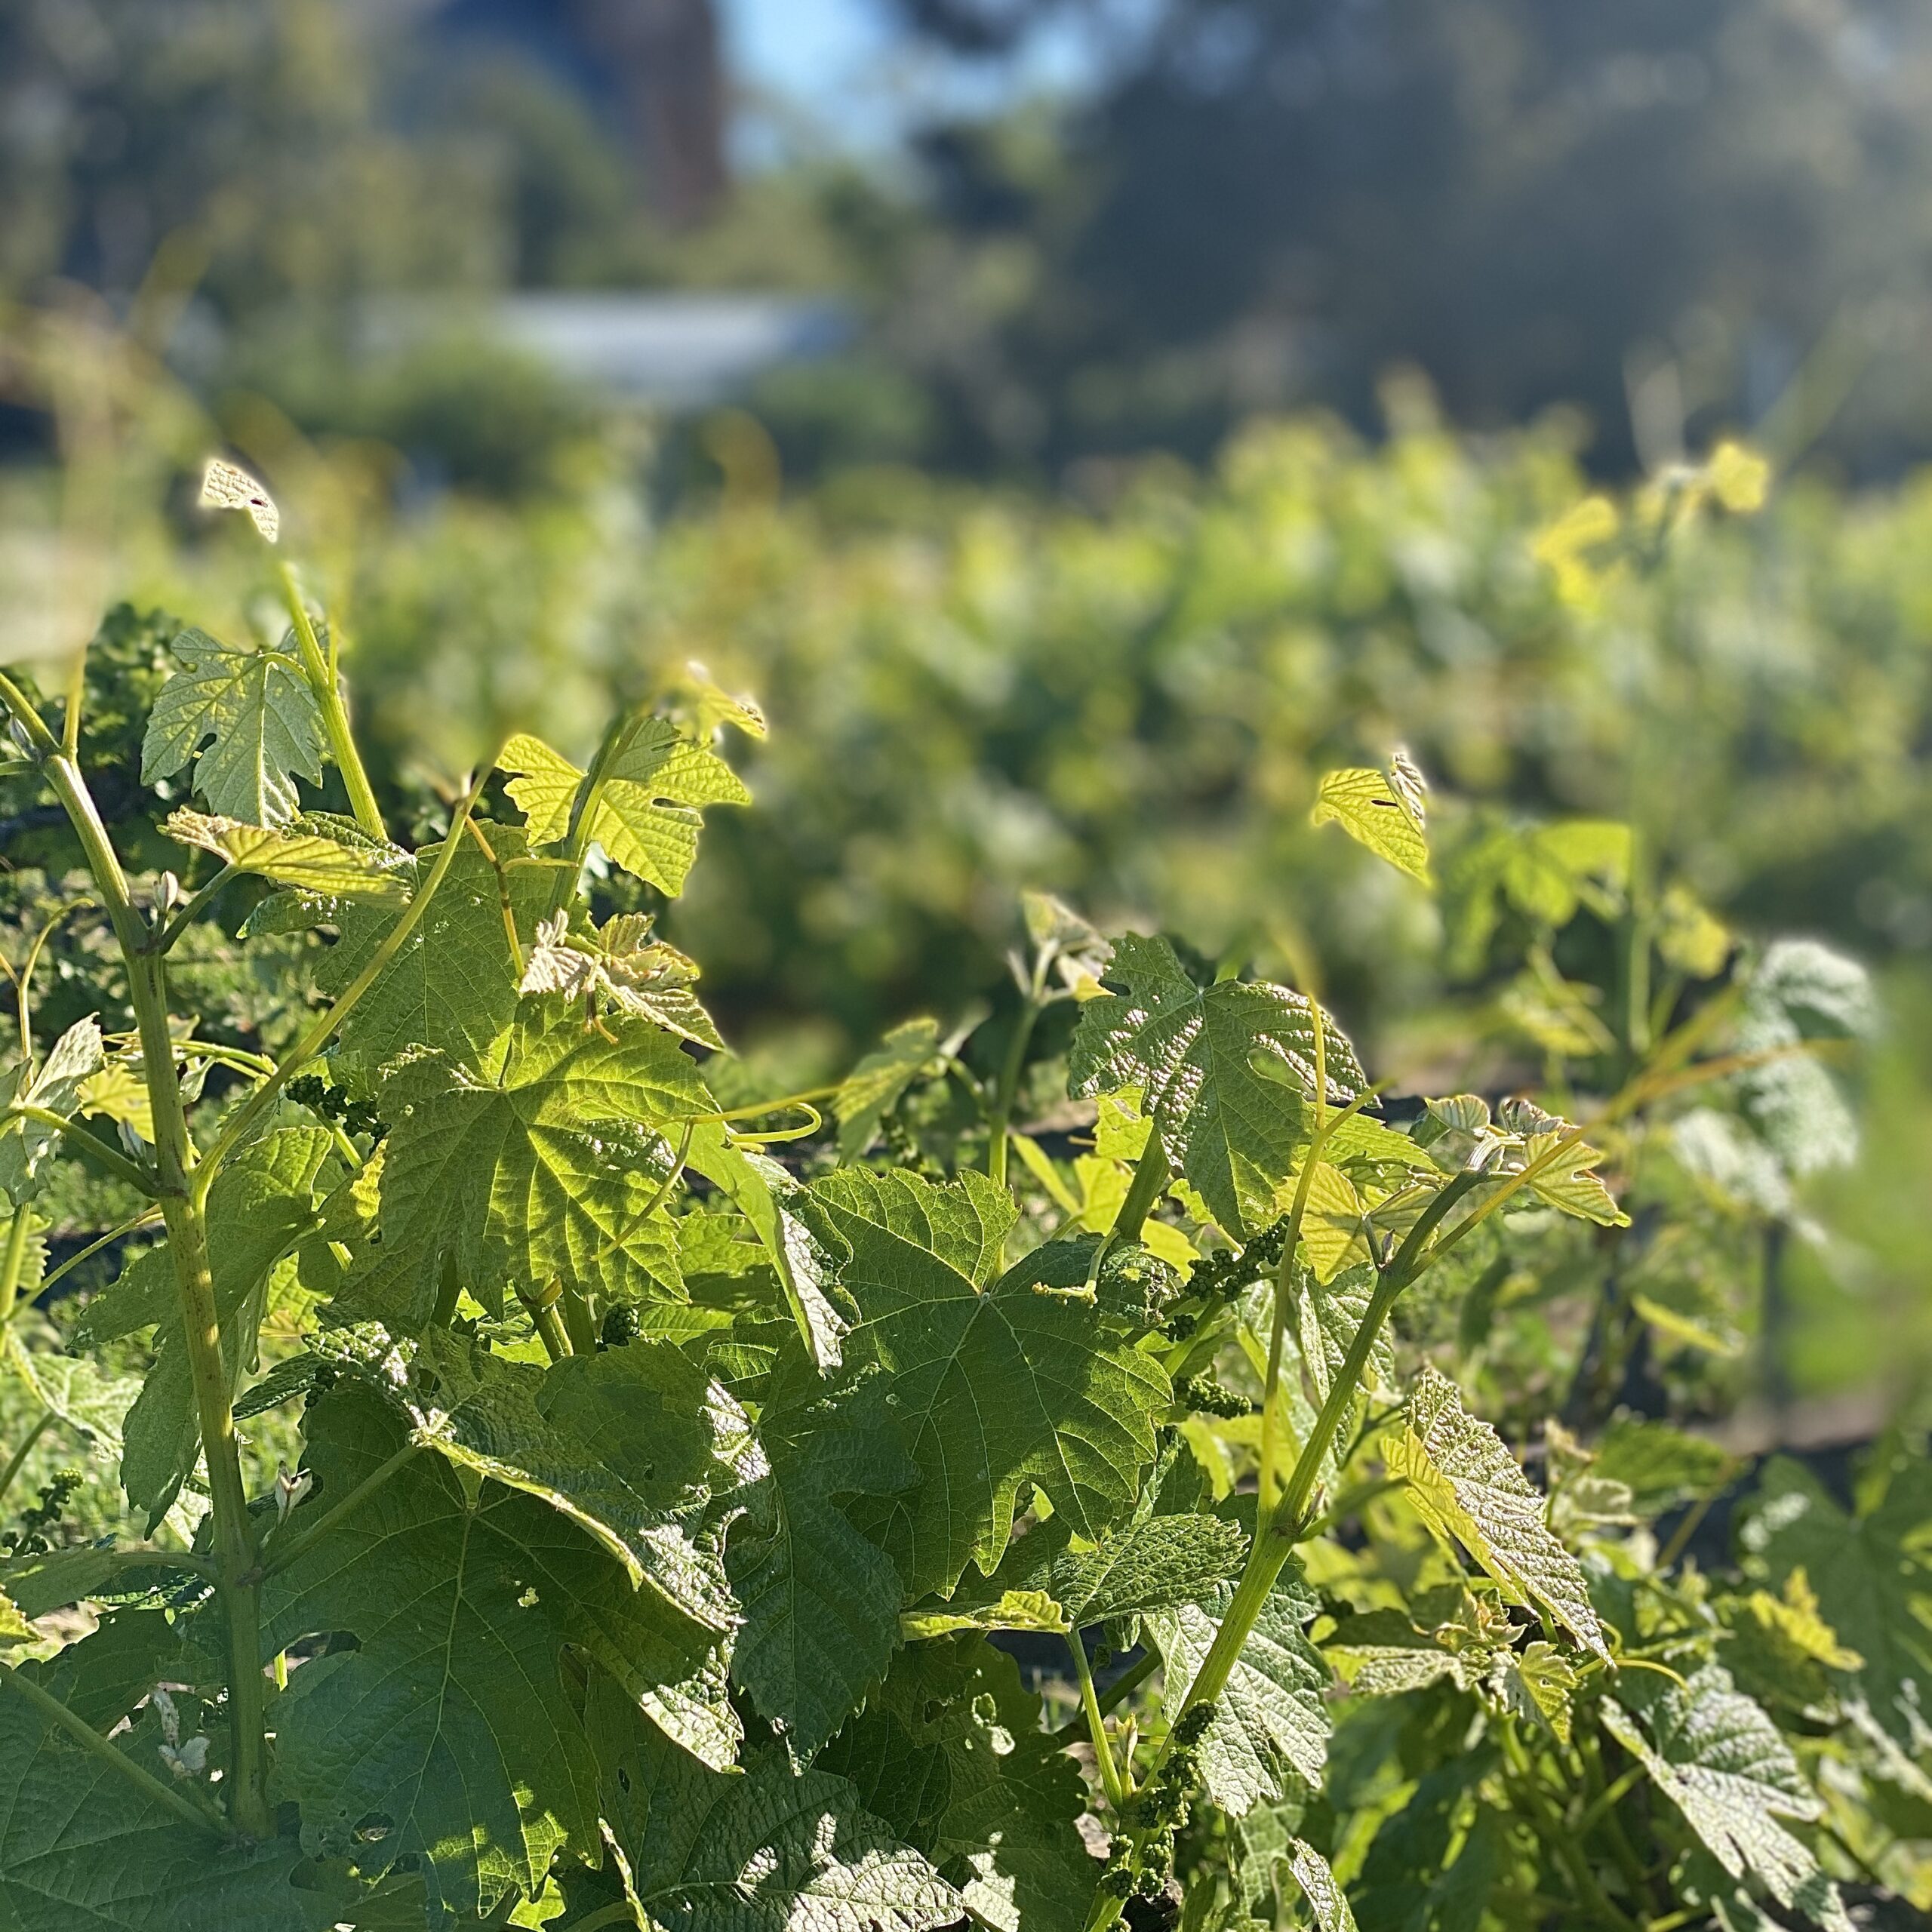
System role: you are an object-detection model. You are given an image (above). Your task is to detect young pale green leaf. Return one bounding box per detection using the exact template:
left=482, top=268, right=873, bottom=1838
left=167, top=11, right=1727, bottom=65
left=318, top=829, right=574, bottom=1095
left=346, top=1007, right=709, bottom=1329
left=1520, top=1131, right=1630, bottom=1226
left=808, top=1168, right=1171, bottom=1598
left=121, top=1127, right=331, bottom=1529
left=519, top=910, right=723, bottom=1049
left=0, top=1582, right=32, bottom=1644
left=1069, top=934, right=1368, bottom=1235
left=408, top=1330, right=748, bottom=1630
left=162, top=809, right=408, bottom=901
left=0, top=1017, right=105, bottom=1205
left=1146, top=1564, right=1331, bottom=1814
left=1604, top=1666, right=1851, bottom=1932
left=140, top=627, right=325, bottom=827
left=584, top=1687, right=963, bottom=1932
left=819, top=1633, right=1094, bottom=1932
left=500, top=721, right=749, bottom=895
left=265, top=1381, right=732, bottom=1918
left=1311, top=758, right=1430, bottom=884
left=1280, top=1260, right=1393, bottom=1408
left=727, top=1376, right=918, bottom=1759
left=834, top=1017, right=942, bottom=1161
left=1287, top=1839, right=1358, bottom=1932
left=1484, top=1639, right=1579, bottom=1743
left=0, top=1681, right=315, bottom=1930
left=1383, top=1366, right=1609, bottom=1659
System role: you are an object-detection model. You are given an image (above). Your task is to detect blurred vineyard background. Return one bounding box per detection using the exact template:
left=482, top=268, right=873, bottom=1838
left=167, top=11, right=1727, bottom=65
left=4, top=0, right=1931, bottom=1434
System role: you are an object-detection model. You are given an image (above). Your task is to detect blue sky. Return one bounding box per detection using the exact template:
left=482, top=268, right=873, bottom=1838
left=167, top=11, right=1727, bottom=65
left=721, top=0, right=1106, bottom=151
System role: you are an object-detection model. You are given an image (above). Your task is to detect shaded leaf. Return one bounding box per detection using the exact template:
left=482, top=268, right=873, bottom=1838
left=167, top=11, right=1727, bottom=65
left=834, top=1018, right=941, bottom=1162
left=264, top=1381, right=729, bottom=1918
left=122, top=1128, right=331, bottom=1529
left=807, top=1168, right=1169, bottom=1598
left=726, top=1375, right=918, bottom=1759
left=586, top=1687, right=962, bottom=1932
left=820, top=1633, right=1094, bottom=1932
left=1605, top=1666, right=1850, bottom=1932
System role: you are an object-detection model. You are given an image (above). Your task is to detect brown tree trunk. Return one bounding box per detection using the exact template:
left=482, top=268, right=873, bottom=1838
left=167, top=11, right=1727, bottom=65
left=570, top=0, right=729, bottom=226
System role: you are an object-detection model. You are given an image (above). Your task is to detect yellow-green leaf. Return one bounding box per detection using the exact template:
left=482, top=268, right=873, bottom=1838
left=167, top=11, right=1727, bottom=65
left=1312, top=764, right=1430, bottom=884
left=163, top=809, right=408, bottom=902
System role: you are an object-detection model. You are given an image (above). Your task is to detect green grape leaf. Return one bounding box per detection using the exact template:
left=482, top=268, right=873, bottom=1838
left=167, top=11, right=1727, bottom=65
left=807, top=1168, right=1170, bottom=1598
left=317, top=829, right=574, bottom=1094
left=1068, top=934, right=1368, bottom=1235
left=1354, top=1755, right=1503, bottom=1932
left=1286, top=1839, right=1358, bottom=1932
left=264, top=1381, right=731, bottom=1918
left=819, top=1633, right=1094, bottom=1932
left=2, top=1331, right=143, bottom=1469
left=140, top=627, right=325, bottom=827
left=1484, top=1639, right=1579, bottom=1743
left=519, top=912, right=724, bottom=1050
left=935, top=1510, right=1247, bottom=1632
left=1311, top=757, right=1429, bottom=884
left=1146, top=1566, right=1331, bottom=1814
left=833, top=1017, right=941, bottom=1161
left=585, top=1687, right=963, bottom=1932
left=500, top=721, right=749, bottom=896
left=346, top=1007, right=708, bottom=1329
left=685, top=1124, right=854, bottom=1371
left=1383, top=1366, right=1609, bottom=1660
left=1592, top=1417, right=1738, bottom=1520
left=1280, top=1259, right=1393, bottom=1408
left=1604, top=1667, right=1851, bottom=1932
left=0, top=1018, right=106, bottom=1205
left=0, top=1686, right=315, bottom=1930
left=726, top=1377, right=918, bottom=1759
left=408, top=1330, right=749, bottom=1630
left=162, top=809, right=408, bottom=902
left=121, top=1128, right=331, bottom=1529
left=1739, top=1452, right=1932, bottom=1744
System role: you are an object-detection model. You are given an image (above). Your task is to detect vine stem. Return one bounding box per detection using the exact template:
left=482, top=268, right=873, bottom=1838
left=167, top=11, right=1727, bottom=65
left=278, top=564, right=385, bottom=839
left=985, top=992, right=1044, bottom=1191
left=0, top=1659, right=222, bottom=1836
left=22, top=740, right=275, bottom=1837
left=1068, top=1629, right=1128, bottom=1807
left=2, top=1103, right=153, bottom=1195
left=0, top=1204, right=34, bottom=1331
left=0, top=1410, right=54, bottom=1509
left=1173, top=1175, right=1481, bottom=1729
